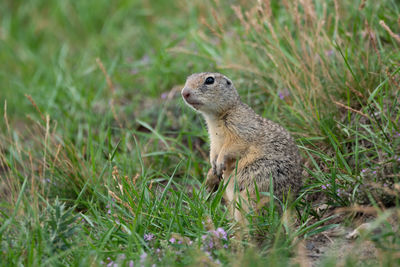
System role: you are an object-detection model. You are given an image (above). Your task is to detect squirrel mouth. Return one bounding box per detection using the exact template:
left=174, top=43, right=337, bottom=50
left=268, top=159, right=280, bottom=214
left=185, top=100, right=203, bottom=108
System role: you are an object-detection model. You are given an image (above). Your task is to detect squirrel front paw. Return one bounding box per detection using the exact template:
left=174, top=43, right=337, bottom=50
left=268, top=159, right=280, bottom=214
left=215, top=161, right=226, bottom=178
left=205, top=168, right=220, bottom=192
left=211, top=158, right=218, bottom=176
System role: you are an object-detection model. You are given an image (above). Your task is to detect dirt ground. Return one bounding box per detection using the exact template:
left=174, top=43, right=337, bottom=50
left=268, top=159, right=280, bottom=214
left=302, top=206, right=399, bottom=266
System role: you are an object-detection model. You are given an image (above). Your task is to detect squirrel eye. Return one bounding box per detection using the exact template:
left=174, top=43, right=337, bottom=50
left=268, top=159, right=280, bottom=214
left=204, top=77, right=215, bottom=85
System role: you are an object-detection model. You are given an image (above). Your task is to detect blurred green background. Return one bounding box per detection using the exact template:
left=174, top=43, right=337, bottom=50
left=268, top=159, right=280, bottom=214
left=1, top=0, right=400, bottom=265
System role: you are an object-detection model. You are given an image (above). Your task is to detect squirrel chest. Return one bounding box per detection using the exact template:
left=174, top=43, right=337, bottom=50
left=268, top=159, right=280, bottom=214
left=206, top=118, right=227, bottom=152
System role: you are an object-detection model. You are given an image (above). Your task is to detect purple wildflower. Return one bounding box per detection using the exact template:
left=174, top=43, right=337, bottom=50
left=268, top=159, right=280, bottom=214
left=106, top=257, right=115, bottom=267
left=336, top=189, right=345, bottom=197
left=278, top=89, right=290, bottom=100
left=140, top=252, right=147, bottom=263
left=215, top=227, right=227, bottom=240
left=144, top=233, right=154, bottom=242
left=106, top=204, right=111, bottom=215
left=139, top=54, right=150, bottom=65
left=128, top=260, right=134, bottom=267
left=208, top=239, right=214, bottom=249
left=361, top=169, right=367, bottom=173
left=161, top=92, right=168, bottom=99
left=321, top=183, right=331, bottom=190
left=372, top=170, right=377, bottom=174
left=325, top=50, right=334, bottom=56
left=169, top=237, right=176, bottom=244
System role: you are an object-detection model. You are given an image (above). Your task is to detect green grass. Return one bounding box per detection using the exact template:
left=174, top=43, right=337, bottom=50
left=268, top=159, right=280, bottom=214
left=1, top=0, right=400, bottom=266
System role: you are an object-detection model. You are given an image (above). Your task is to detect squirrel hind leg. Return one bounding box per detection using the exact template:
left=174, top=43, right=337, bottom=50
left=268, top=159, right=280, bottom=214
left=205, top=168, right=221, bottom=192
left=236, top=158, right=299, bottom=200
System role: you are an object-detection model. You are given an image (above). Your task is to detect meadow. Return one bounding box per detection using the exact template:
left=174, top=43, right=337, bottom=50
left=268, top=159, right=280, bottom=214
left=1, top=0, right=399, bottom=266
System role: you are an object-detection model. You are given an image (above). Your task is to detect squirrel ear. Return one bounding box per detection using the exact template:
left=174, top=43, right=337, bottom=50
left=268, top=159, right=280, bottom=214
left=226, top=79, right=232, bottom=86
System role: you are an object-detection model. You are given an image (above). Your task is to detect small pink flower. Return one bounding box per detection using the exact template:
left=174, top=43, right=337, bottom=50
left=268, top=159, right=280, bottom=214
left=144, top=233, right=154, bottom=241
left=278, top=88, right=290, bottom=100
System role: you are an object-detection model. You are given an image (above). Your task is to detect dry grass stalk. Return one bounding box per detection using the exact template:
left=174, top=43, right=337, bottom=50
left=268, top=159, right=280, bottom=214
left=379, top=20, right=400, bottom=43
left=385, top=67, right=400, bottom=89
left=3, top=100, right=10, bottom=134
left=335, top=205, right=380, bottom=215
left=256, top=0, right=272, bottom=20
left=333, top=0, right=339, bottom=37
left=244, top=7, right=262, bottom=33
left=112, top=166, right=124, bottom=195
left=211, top=9, right=225, bottom=35
left=292, top=240, right=312, bottom=267
left=132, top=173, right=139, bottom=185
left=42, top=115, right=50, bottom=196
left=333, top=100, right=370, bottom=119
left=299, top=0, right=316, bottom=23
left=199, top=16, right=223, bottom=39
left=365, top=20, right=382, bottom=65
left=107, top=187, right=135, bottom=215
left=50, top=143, right=62, bottom=174
left=95, top=58, right=115, bottom=93
left=28, top=151, right=38, bottom=210
left=96, top=57, right=123, bottom=129
left=368, top=182, right=400, bottom=197
left=25, top=94, right=46, bottom=122
left=231, top=5, right=250, bottom=33
left=345, top=82, right=365, bottom=98
left=359, top=0, right=367, bottom=10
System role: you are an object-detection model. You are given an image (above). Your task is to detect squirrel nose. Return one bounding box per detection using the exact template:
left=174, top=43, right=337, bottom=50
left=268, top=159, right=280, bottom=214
left=182, top=88, right=191, bottom=99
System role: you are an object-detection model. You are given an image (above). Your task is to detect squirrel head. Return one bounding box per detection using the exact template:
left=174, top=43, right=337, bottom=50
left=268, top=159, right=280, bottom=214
left=181, top=72, right=240, bottom=116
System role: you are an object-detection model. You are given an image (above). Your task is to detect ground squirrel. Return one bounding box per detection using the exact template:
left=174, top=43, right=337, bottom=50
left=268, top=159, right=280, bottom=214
left=181, top=72, right=302, bottom=221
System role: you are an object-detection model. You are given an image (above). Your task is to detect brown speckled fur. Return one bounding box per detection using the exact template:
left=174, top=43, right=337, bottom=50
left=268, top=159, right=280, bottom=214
left=182, top=72, right=302, bottom=221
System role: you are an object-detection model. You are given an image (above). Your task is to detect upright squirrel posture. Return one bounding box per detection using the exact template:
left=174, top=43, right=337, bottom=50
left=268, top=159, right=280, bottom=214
left=182, top=72, right=302, bottom=221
